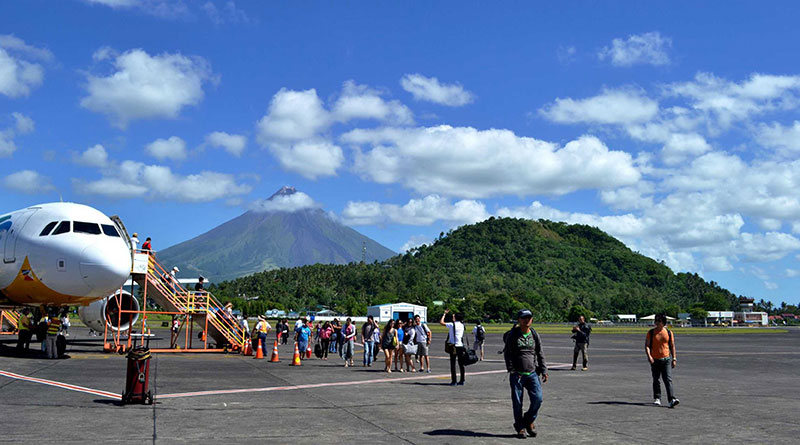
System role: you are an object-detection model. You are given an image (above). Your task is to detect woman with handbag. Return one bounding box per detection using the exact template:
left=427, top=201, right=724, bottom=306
left=380, top=320, right=398, bottom=373
left=318, top=322, right=332, bottom=360
left=439, top=309, right=466, bottom=386
left=402, top=319, right=418, bottom=372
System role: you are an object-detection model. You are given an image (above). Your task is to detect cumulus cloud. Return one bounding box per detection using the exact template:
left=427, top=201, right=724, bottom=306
left=250, top=191, right=318, bottom=213
left=81, top=48, right=214, bottom=128
left=401, top=235, right=433, bottom=253
left=205, top=131, right=246, bottom=157
left=11, top=112, right=34, bottom=134
left=255, top=82, right=412, bottom=179
left=145, top=136, right=187, bottom=161
left=0, top=131, right=15, bottom=158
left=540, top=88, right=659, bottom=125
left=757, top=121, right=800, bottom=155
left=3, top=170, right=55, bottom=195
left=343, top=126, right=639, bottom=199
left=74, top=161, right=251, bottom=202
left=598, top=31, right=671, bottom=67
left=0, top=112, right=33, bottom=158
left=73, top=144, right=110, bottom=168
left=660, top=133, right=712, bottom=165
left=342, top=195, right=489, bottom=226
left=0, top=35, right=51, bottom=98
left=400, top=74, right=474, bottom=106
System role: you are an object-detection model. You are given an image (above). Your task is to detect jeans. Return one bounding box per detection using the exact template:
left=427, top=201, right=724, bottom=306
left=363, top=340, right=375, bottom=365
left=573, top=342, right=588, bottom=368
left=46, top=334, right=58, bottom=359
left=342, top=340, right=354, bottom=361
left=651, top=358, right=675, bottom=400
left=258, top=333, right=268, bottom=356
left=450, top=346, right=466, bottom=383
left=510, top=373, right=543, bottom=430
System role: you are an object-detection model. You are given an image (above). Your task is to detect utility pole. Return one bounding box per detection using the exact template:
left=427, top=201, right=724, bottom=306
left=362, top=241, right=366, bottom=264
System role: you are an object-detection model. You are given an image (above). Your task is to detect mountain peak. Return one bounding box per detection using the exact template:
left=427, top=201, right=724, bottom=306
left=269, top=186, right=298, bottom=200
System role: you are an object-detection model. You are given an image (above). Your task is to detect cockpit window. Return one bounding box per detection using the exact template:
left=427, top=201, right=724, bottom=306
left=51, top=221, right=70, bottom=235
left=74, top=221, right=102, bottom=235
left=101, top=224, right=120, bottom=237
left=39, top=221, right=58, bottom=236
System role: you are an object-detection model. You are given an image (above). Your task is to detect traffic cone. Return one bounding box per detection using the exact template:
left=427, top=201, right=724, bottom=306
left=306, top=342, right=312, bottom=359
left=291, top=342, right=302, bottom=366
left=243, top=339, right=253, bottom=356
left=270, top=340, right=280, bottom=362
left=254, top=338, right=264, bottom=359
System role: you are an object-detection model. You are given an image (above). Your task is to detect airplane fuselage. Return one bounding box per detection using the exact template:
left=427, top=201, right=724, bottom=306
left=0, top=203, right=132, bottom=307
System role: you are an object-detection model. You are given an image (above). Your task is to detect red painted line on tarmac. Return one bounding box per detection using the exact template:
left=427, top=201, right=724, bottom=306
left=158, top=363, right=574, bottom=399
left=0, top=369, right=120, bottom=400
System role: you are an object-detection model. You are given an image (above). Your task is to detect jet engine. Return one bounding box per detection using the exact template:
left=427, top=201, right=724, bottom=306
left=78, top=290, right=140, bottom=333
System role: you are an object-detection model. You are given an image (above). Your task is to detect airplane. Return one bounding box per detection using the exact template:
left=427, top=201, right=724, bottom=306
left=0, top=202, right=138, bottom=333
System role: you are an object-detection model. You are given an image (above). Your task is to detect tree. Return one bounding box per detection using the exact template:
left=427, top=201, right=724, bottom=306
left=568, top=304, right=593, bottom=322
left=688, top=306, right=708, bottom=325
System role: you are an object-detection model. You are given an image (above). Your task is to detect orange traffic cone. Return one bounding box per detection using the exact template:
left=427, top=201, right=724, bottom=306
left=306, top=342, right=312, bottom=359
left=270, top=340, right=280, bottom=362
left=291, top=342, right=302, bottom=366
left=254, top=338, right=264, bottom=359
left=243, top=339, right=253, bottom=356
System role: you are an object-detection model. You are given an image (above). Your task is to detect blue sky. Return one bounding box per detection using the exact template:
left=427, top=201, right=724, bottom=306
left=2, top=1, right=800, bottom=305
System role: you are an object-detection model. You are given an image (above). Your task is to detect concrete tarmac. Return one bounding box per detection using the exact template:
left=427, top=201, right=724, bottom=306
left=1, top=326, right=798, bottom=444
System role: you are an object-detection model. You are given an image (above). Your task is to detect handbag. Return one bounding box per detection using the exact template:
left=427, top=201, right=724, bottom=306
left=464, top=332, right=479, bottom=366
left=444, top=323, right=455, bottom=355
left=404, top=342, right=418, bottom=355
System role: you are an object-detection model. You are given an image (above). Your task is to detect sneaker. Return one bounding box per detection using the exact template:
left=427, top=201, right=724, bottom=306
left=426, top=369, right=431, bottom=373
left=344, top=363, right=349, bottom=367
left=653, top=399, right=661, bottom=406
left=418, top=368, right=424, bottom=373
left=669, top=398, right=680, bottom=408
left=516, top=429, right=527, bottom=439
left=570, top=366, right=576, bottom=370
left=582, top=367, right=588, bottom=371
left=449, top=382, right=457, bottom=386
left=525, top=422, right=537, bottom=438
left=456, top=381, right=464, bottom=386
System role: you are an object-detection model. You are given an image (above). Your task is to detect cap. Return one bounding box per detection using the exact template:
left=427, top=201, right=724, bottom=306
left=173, top=266, right=180, bottom=272
left=517, top=309, right=533, bottom=319
left=132, top=233, right=138, bottom=237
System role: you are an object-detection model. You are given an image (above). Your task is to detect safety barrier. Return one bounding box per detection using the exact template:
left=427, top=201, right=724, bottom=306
left=0, top=310, right=21, bottom=335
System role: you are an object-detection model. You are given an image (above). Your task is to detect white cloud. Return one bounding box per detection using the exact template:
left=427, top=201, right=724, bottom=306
left=145, top=136, right=187, bottom=161
left=74, top=144, right=110, bottom=168
left=271, top=140, right=344, bottom=180
left=400, top=74, right=474, bottom=106
left=3, top=170, right=54, bottom=194
left=202, top=1, right=250, bottom=25
left=557, top=45, right=577, bottom=64
left=83, top=0, right=189, bottom=18
left=661, top=133, right=711, bottom=165
left=81, top=48, right=214, bottom=128
left=786, top=269, right=800, bottom=278
left=598, top=31, right=671, bottom=67
left=733, top=232, right=800, bottom=262
left=342, top=195, right=489, bottom=226
left=539, top=88, right=659, bottom=125
left=764, top=281, right=778, bottom=290
left=401, top=235, right=433, bottom=253
left=704, top=256, right=733, bottom=272
left=333, top=80, right=413, bottom=125
left=205, top=131, right=246, bottom=157
left=250, top=191, right=318, bottom=213
left=84, top=0, right=139, bottom=7
left=0, top=37, right=47, bottom=98
left=344, top=126, right=640, bottom=199
left=0, top=130, right=16, bottom=158
left=757, top=121, right=800, bottom=155
left=74, top=160, right=251, bottom=202
left=256, top=88, right=330, bottom=143
left=11, top=112, right=34, bottom=134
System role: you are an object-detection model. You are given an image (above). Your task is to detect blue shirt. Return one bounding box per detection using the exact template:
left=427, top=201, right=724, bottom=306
left=397, top=328, right=404, bottom=343
left=297, top=326, right=311, bottom=342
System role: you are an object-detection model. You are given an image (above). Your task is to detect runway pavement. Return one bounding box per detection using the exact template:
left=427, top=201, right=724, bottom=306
left=1, top=326, right=798, bottom=444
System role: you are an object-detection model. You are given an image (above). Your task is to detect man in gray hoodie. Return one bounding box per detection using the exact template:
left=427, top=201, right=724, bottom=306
left=504, top=309, right=548, bottom=439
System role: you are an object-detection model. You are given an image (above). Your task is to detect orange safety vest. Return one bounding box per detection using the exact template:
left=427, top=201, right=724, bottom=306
left=47, top=319, right=61, bottom=335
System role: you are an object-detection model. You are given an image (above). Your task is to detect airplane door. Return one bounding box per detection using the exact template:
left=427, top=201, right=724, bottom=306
left=3, top=209, right=36, bottom=264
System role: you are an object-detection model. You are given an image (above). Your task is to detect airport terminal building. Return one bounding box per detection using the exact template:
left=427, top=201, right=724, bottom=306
left=367, top=303, right=428, bottom=323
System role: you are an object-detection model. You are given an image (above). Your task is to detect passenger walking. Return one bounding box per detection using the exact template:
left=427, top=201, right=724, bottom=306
left=362, top=315, right=378, bottom=367
left=372, top=322, right=381, bottom=361
left=319, top=322, right=332, bottom=360
left=45, top=312, right=62, bottom=359
left=394, top=319, right=405, bottom=372
left=472, top=320, right=485, bottom=361
left=440, top=309, right=466, bottom=385
left=342, top=318, right=356, bottom=367
left=294, top=318, right=311, bottom=360
left=380, top=320, right=398, bottom=373
left=332, top=318, right=343, bottom=356
left=16, top=308, right=32, bottom=354
left=280, top=318, right=289, bottom=345
left=645, top=313, right=679, bottom=408
left=402, top=319, right=417, bottom=372
left=571, top=315, right=592, bottom=371
left=413, top=314, right=431, bottom=373
left=504, top=309, right=548, bottom=438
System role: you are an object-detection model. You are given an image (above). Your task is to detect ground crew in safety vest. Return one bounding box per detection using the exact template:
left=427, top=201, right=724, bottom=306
left=255, top=316, right=271, bottom=358
left=16, top=308, right=32, bottom=354
left=46, top=314, right=61, bottom=359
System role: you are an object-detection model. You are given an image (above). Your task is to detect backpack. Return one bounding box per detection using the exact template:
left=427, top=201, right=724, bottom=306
left=475, top=325, right=485, bottom=342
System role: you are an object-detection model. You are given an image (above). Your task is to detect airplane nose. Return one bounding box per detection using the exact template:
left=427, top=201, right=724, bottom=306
left=79, top=242, right=132, bottom=296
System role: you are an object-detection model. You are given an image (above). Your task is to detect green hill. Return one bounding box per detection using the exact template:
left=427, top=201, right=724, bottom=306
left=211, top=217, right=741, bottom=321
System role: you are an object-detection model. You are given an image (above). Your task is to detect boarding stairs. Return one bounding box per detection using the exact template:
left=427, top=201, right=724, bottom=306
left=131, top=253, right=247, bottom=351
left=0, top=309, right=21, bottom=334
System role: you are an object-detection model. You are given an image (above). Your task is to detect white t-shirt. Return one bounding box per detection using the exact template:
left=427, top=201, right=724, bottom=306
left=472, top=325, right=484, bottom=342
left=446, top=321, right=464, bottom=347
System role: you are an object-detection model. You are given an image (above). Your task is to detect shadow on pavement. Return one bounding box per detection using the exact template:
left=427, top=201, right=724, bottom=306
left=425, top=429, right=519, bottom=439
left=587, top=401, right=653, bottom=406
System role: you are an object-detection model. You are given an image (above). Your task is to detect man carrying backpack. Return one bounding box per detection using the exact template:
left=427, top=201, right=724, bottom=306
left=472, top=320, right=486, bottom=361
left=571, top=315, right=591, bottom=371
left=645, top=313, right=679, bottom=408
left=504, top=309, right=548, bottom=439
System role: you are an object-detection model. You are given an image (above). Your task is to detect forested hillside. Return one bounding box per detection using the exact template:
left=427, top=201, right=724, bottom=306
left=211, top=217, right=741, bottom=321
